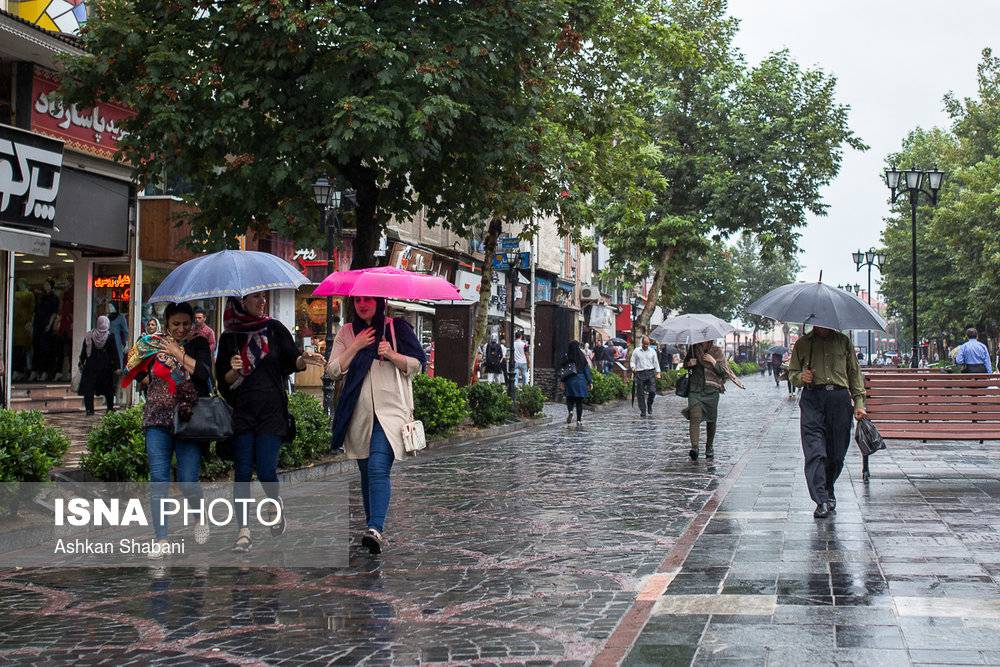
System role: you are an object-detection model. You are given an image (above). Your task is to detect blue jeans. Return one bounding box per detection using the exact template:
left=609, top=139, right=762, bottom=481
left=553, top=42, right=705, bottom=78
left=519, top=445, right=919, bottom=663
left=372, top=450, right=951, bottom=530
left=145, top=427, right=203, bottom=539
left=357, top=420, right=395, bottom=532
left=232, top=432, right=282, bottom=527
left=515, top=362, right=529, bottom=386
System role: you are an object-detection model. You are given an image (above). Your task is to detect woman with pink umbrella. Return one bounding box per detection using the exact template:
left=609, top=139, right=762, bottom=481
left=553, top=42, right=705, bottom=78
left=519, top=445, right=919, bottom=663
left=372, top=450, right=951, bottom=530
left=316, top=267, right=458, bottom=554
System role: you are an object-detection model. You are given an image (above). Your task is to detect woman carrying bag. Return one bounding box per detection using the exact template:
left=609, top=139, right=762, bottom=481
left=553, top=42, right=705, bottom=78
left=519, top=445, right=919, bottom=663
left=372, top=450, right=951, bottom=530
left=78, top=315, right=122, bottom=415
left=682, top=340, right=739, bottom=461
left=327, top=296, right=425, bottom=555
left=120, top=302, right=212, bottom=556
left=216, top=293, right=325, bottom=553
left=559, top=340, right=593, bottom=426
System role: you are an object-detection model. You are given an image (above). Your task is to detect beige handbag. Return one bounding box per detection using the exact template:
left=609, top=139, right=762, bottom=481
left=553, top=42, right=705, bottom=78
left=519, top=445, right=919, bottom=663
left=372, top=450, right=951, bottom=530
left=388, top=318, right=426, bottom=454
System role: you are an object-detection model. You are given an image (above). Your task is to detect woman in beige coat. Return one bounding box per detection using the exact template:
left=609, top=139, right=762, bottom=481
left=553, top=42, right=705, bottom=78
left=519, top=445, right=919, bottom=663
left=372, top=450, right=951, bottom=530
left=327, top=296, right=425, bottom=554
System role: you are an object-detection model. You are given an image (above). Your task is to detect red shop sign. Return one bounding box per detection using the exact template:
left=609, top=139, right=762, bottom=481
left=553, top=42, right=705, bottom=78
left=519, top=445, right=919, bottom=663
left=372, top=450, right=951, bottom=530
left=31, top=70, right=135, bottom=160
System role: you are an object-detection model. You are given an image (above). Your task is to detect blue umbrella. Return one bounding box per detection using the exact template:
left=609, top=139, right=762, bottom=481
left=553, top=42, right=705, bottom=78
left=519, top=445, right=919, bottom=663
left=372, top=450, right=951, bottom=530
left=147, top=250, right=308, bottom=303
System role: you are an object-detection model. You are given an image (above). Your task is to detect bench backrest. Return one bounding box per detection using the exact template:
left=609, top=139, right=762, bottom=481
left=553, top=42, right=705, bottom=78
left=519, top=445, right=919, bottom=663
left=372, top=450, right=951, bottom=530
left=863, top=371, right=1000, bottom=439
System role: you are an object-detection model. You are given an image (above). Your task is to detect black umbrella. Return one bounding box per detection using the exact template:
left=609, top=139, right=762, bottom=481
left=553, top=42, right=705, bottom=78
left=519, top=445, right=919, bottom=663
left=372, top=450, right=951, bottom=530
left=747, top=281, right=886, bottom=331
left=611, top=338, right=628, bottom=347
left=766, top=345, right=788, bottom=355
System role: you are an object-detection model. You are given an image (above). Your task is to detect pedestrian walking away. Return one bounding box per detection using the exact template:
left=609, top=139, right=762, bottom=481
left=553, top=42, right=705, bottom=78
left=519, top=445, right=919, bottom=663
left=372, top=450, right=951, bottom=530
left=771, top=350, right=783, bottom=386
left=782, top=352, right=797, bottom=400
left=788, top=326, right=867, bottom=519
left=559, top=340, right=593, bottom=426
left=682, top=341, right=734, bottom=460
left=77, top=315, right=121, bottom=415
left=955, top=327, right=992, bottom=373
left=327, top=296, right=426, bottom=555
left=630, top=335, right=660, bottom=418
left=513, top=331, right=530, bottom=386
left=217, top=293, right=326, bottom=553
left=120, top=302, right=213, bottom=557
left=483, top=333, right=506, bottom=384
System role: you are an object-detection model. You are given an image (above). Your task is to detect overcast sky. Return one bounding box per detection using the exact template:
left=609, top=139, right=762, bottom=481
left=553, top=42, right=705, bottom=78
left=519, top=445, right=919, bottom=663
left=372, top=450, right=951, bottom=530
left=727, top=0, right=999, bottom=295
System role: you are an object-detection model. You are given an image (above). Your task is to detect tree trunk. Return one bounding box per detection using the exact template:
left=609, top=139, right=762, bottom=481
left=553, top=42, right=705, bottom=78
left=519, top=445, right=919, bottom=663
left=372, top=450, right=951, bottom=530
left=752, top=324, right=759, bottom=358
left=343, top=159, right=380, bottom=269
left=468, top=218, right=503, bottom=381
left=636, top=245, right=677, bottom=336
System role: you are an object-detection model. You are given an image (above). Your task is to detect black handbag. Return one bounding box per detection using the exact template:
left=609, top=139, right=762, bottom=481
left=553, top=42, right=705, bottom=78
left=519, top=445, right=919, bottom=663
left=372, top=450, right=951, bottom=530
left=854, top=418, right=886, bottom=456
left=174, top=376, right=234, bottom=442
left=675, top=373, right=690, bottom=398
left=559, top=361, right=578, bottom=381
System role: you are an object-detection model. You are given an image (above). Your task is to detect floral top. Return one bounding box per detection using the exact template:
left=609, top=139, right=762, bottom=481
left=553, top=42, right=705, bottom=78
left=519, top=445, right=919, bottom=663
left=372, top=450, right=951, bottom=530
left=141, top=337, right=212, bottom=431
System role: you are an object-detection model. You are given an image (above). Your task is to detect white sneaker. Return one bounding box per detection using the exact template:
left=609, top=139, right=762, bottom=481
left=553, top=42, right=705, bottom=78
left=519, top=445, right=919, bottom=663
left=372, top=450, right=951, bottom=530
left=194, top=522, right=210, bottom=545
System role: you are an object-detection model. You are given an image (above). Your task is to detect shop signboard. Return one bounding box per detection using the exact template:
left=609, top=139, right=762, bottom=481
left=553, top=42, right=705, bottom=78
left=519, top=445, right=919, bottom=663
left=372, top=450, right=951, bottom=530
left=0, top=122, right=64, bottom=233
left=454, top=268, right=481, bottom=302
left=498, top=236, right=520, bottom=250
left=492, top=252, right=530, bottom=270
left=31, top=70, right=135, bottom=161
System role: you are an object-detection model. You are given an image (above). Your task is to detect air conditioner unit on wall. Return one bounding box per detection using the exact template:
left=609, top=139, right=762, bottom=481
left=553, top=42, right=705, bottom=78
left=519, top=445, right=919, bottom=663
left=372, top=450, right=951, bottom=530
left=581, top=285, right=599, bottom=301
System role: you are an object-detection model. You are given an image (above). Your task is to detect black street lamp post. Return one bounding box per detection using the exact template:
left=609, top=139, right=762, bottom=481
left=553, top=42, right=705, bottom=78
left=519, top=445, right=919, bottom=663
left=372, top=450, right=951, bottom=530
left=852, top=247, right=885, bottom=366
left=885, top=166, right=945, bottom=368
left=505, top=249, right=521, bottom=410
left=313, top=177, right=355, bottom=417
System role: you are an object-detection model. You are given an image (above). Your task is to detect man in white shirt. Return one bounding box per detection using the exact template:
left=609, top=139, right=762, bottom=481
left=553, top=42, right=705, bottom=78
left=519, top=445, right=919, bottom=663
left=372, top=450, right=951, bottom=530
left=512, top=331, right=529, bottom=386
left=630, top=336, right=661, bottom=417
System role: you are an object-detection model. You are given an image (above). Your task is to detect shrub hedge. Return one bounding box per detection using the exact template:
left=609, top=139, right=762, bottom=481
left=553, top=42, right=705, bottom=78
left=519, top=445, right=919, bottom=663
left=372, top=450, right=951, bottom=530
left=0, top=409, right=70, bottom=481
left=413, top=374, right=468, bottom=436
left=466, top=381, right=512, bottom=427
left=589, top=372, right=628, bottom=404
left=516, top=384, right=546, bottom=417
left=81, top=405, right=148, bottom=482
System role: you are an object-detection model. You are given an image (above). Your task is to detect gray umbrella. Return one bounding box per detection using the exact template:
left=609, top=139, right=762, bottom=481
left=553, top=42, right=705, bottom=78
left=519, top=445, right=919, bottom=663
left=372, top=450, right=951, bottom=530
left=650, top=314, right=735, bottom=346
left=747, top=281, right=887, bottom=331
left=766, top=345, right=788, bottom=355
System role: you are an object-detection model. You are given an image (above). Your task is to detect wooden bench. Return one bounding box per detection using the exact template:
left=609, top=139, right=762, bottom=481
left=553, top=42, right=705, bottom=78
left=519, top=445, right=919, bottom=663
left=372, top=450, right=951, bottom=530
left=858, top=372, right=1000, bottom=482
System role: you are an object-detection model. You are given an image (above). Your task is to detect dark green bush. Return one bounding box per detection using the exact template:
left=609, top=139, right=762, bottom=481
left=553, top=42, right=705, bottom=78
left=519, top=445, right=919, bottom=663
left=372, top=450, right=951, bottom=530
left=589, top=372, right=628, bottom=404
left=413, top=374, right=469, bottom=436
left=81, top=405, right=147, bottom=482
left=516, top=384, right=546, bottom=417
left=0, top=410, right=70, bottom=481
left=466, top=381, right=512, bottom=427
left=279, top=392, right=330, bottom=469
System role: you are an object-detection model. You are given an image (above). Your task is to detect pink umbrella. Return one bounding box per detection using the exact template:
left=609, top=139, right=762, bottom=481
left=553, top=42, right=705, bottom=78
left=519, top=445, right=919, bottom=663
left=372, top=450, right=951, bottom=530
left=312, top=266, right=463, bottom=301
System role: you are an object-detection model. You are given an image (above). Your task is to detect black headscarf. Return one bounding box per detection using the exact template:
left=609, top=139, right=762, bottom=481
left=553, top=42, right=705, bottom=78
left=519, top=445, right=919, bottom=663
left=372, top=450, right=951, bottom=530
left=331, top=298, right=427, bottom=451
left=561, top=340, right=588, bottom=371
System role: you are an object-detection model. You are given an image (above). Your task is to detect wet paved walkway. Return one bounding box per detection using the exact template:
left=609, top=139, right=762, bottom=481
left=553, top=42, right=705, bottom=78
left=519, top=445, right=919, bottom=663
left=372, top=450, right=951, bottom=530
left=2, top=375, right=1000, bottom=665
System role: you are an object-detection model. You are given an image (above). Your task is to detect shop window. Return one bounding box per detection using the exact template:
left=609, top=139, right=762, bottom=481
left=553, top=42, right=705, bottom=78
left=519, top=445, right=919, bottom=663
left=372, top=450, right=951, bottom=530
left=12, top=250, right=75, bottom=383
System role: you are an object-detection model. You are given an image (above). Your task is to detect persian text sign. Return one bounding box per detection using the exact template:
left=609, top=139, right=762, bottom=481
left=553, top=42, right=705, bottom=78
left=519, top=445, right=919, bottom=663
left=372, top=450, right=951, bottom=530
left=31, top=71, right=134, bottom=159
left=0, top=123, right=63, bottom=230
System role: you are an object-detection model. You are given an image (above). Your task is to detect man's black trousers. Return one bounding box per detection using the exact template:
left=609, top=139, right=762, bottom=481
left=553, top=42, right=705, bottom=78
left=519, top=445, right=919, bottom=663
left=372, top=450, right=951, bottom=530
left=635, top=369, right=656, bottom=415
left=799, top=386, right=853, bottom=505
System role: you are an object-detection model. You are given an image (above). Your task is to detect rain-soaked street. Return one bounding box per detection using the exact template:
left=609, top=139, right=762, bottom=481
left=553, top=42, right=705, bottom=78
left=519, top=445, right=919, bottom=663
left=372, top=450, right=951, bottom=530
left=2, top=374, right=1000, bottom=665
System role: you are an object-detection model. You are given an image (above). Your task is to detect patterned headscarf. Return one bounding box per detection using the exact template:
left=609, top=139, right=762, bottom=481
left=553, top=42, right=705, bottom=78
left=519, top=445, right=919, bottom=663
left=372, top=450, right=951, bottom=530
left=84, top=316, right=111, bottom=357
left=121, top=334, right=189, bottom=395
left=223, top=296, right=271, bottom=388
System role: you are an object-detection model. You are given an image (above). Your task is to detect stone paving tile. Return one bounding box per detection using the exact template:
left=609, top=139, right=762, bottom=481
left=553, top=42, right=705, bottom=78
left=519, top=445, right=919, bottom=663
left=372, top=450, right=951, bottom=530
left=1, top=377, right=785, bottom=665
left=628, top=378, right=1000, bottom=667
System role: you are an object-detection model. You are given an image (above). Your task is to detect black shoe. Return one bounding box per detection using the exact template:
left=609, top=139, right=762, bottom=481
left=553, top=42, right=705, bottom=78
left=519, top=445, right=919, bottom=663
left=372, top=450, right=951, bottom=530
left=361, top=528, right=386, bottom=554
left=827, top=495, right=836, bottom=510
left=705, top=446, right=714, bottom=460
left=85, top=410, right=95, bottom=416
left=566, top=413, right=573, bottom=424
left=813, top=503, right=831, bottom=518
left=639, top=412, right=647, bottom=418
left=688, top=449, right=698, bottom=461
left=268, top=498, right=286, bottom=537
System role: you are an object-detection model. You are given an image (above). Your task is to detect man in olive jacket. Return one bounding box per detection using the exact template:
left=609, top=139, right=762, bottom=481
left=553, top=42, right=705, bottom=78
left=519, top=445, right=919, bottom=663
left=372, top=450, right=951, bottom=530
left=788, top=326, right=867, bottom=518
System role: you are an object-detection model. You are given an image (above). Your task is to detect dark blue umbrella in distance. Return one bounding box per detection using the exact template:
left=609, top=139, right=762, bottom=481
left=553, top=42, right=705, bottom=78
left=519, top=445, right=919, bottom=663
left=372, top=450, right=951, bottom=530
left=147, top=250, right=309, bottom=303
left=747, top=281, right=887, bottom=332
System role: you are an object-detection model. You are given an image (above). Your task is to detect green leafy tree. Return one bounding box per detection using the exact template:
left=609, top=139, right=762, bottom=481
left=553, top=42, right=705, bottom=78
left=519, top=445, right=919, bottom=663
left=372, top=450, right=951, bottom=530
left=599, top=0, right=864, bottom=334
left=732, top=234, right=800, bottom=351
left=663, top=242, right=740, bottom=320
left=59, top=0, right=611, bottom=261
